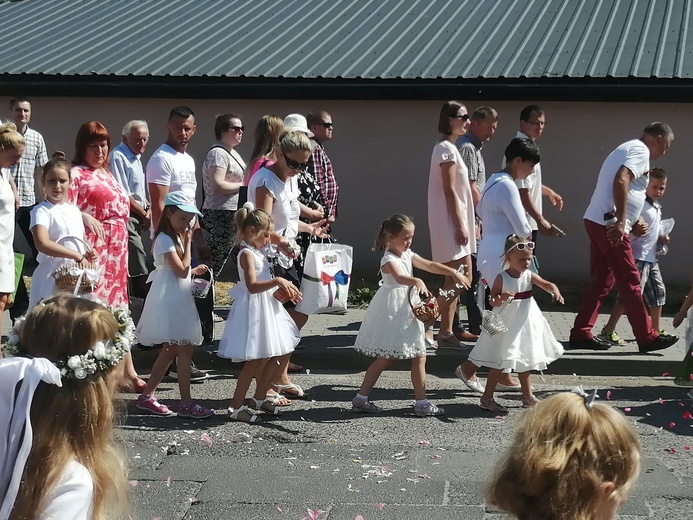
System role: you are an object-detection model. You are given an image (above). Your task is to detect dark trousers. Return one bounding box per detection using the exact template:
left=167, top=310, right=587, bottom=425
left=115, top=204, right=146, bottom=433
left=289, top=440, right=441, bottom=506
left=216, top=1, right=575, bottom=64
left=11, top=206, right=36, bottom=320
left=570, top=219, right=657, bottom=346
left=454, top=255, right=483, bottom=334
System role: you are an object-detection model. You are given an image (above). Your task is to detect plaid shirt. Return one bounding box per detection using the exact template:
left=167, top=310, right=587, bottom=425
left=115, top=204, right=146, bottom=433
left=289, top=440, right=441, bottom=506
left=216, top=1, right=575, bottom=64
left=456, top=132, right=486, bottom=193
left=10, top=127, right=48, bottom=207
left=307, top=139, right=339, bottom=219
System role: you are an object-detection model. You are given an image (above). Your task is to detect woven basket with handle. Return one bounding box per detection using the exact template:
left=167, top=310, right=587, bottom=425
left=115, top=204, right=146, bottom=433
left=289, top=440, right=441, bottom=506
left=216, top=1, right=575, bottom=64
left=51, top=236, right=99, bottom=295
left=408, top=286, right=440, bottom=322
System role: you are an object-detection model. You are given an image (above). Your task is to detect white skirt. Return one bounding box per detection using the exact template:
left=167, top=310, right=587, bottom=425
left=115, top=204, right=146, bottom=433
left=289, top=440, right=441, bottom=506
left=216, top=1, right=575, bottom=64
left=136, top=268, right=203, bottom=346
left=217, top=285, right=299, bottom=362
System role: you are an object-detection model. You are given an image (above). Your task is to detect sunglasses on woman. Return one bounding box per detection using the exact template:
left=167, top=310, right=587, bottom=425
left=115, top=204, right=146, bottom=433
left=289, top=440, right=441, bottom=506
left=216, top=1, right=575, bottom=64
left=283, top=154, right=309, bottom=171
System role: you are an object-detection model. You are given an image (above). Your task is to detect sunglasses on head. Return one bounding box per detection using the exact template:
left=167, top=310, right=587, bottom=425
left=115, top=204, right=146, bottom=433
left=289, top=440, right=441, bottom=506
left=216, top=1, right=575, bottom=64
left=452, top=114, right=470, bottom=121
left=509, top=241, right=535, bottom=252
left=283, top=154, right=309, bottom=170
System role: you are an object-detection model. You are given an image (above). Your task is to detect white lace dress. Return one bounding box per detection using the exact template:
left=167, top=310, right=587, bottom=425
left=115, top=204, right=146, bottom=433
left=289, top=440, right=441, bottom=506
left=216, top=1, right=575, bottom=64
left=217, top=244, right=299, bottom=362
left=136, top=234, right=203, bottom=346
left=353, top=249, right=426, bottom=359
left=468, top=270, right=563, bottom=372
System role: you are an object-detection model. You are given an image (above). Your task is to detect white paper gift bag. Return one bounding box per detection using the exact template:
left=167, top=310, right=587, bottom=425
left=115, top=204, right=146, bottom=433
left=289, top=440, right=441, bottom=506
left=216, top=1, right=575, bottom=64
left=296, top=242, right=353, bottom=315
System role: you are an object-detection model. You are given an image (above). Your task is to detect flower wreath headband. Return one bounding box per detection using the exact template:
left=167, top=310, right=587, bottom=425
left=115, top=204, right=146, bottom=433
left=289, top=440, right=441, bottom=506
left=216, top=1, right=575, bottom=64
left=2, top=303, right=136, bottom=380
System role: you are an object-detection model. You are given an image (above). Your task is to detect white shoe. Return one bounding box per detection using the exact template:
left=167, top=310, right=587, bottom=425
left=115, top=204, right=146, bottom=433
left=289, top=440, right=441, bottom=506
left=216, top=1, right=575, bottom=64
left=455, top=365, right=485, bottom=394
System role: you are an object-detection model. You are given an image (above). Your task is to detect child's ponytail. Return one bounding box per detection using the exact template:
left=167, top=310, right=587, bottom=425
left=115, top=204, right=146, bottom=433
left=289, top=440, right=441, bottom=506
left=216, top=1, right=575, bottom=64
left=234, top=202, right=272, bottom=244
left=373, top=214, right=414, bottom=251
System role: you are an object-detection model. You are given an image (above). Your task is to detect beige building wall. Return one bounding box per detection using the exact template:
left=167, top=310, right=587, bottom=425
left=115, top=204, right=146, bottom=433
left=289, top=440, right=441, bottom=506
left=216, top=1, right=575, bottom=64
left=4, top=96, right=690, bottom=284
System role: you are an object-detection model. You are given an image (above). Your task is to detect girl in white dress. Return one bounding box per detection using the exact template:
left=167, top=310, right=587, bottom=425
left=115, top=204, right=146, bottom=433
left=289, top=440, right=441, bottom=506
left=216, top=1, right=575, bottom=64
left=218, top=203, right=301, bottom=423
left=0, top=295, right=130, bottom=520
left=468, top=235, right=564, bottom=413
left=135, top=191, right=213, bottom=419
left=29, top=152, right=97, bottom=308
left=352, top=215, right=470, bottom=417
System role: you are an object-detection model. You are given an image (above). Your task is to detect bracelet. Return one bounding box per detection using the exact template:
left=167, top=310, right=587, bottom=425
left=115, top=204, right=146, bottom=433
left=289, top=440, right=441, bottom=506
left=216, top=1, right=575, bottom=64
left=79, top=254, right=86, bottom=262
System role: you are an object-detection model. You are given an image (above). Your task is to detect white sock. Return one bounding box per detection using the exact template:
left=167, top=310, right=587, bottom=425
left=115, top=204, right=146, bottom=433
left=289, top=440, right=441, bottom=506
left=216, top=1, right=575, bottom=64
left=355, top=393, right=368, bottom=401
left=415, top=399, right=428, bottom=407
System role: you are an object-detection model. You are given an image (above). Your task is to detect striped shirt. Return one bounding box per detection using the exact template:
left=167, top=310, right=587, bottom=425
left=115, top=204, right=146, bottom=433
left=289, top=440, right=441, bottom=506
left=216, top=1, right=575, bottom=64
left=10, top=126, right=48, bottom=207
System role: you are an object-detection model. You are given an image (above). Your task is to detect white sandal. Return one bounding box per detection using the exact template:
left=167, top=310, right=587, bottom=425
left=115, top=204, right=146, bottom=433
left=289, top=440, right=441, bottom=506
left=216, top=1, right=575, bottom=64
left=228, top=405, right=261, bottom=423
left=248, top=397, right=282, bottom=415
left=273, top=383, right=307, bottom=399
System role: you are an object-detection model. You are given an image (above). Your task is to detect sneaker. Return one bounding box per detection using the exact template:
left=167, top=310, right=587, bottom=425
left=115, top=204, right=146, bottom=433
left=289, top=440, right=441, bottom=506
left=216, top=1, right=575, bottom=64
left=168, top=361, right=209, bottom=382
left=639, top=334, right=679, bottom=353
left=352, top=397, right=384, bottom=413
left=414, top=401, right=445, bottom=417
left=566, top=337, right=611, bottom=351
left=178, top=401, right=214, bottom=419
left=455, top=365, right=485, bottom=393
left=597, top=327, right=626, bottom=346
left=136, top=394, right=173, bottom=416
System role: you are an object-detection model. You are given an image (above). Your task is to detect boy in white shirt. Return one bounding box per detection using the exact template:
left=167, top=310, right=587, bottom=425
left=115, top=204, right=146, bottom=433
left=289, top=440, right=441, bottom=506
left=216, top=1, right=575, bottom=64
left=600, top=168, right=671, bottom=344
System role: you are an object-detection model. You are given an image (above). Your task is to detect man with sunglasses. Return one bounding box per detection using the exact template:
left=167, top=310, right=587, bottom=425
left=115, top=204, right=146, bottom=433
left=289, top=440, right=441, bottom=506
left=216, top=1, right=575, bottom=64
left=570, top=122, right=678, bottom=353
left=306, top=110, right=339, bottom=231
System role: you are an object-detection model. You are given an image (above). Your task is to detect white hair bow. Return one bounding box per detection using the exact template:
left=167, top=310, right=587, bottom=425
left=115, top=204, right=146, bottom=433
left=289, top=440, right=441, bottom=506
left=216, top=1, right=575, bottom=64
left=572, top=385, right=599, bottom=409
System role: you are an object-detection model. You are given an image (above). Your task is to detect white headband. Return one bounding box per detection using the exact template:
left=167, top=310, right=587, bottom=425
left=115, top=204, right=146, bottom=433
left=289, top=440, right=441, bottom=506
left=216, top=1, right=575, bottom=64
left=0, top=357, right=62, bottom=517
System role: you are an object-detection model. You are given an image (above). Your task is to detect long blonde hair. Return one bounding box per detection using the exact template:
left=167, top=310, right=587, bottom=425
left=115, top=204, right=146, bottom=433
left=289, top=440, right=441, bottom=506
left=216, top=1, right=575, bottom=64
left=245, top=115, right=284, bottom=181
left=9, top=296, right=129, bottom=520
left=487, top=392, right=641, bottom=520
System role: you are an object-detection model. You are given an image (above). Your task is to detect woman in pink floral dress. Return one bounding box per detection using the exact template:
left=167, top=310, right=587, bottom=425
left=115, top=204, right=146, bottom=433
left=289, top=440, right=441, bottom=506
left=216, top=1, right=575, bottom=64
left=70, top=121, right=145, bottom=391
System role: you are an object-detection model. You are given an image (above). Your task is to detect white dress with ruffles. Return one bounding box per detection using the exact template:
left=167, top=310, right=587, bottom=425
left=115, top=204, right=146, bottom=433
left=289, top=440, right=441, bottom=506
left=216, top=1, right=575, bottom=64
left=136, top=234, right=203, bottom=346
left=217, top=244, right=299, bottom=362
left=353, top=249, right=426, bottom=359
left=468, top=270, right=563, bottom=372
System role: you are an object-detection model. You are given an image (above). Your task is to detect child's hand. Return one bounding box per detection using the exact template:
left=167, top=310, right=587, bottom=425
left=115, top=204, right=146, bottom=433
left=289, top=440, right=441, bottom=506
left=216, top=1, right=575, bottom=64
left=452, top=272, right=471, bottom=291
left=414, top=279, right=430, bottom=297
left=673, top=311, right=685, bottom=328
left=191, top=264, right=208, bottom=276
left=550, top=286, right=565, bottom=305
left=494, top=291, right=515, bottom=304
left=277, top=278, right=302, bottom=303
left=658, top=235, right=670, bottom=245
left=632, top=217, right=649, bottom=237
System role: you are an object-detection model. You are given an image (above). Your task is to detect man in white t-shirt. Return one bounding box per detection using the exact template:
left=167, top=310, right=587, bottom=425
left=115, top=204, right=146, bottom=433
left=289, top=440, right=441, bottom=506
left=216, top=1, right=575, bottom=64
left=569, top=123, right=678, bottom=353
left=511, top=105, right=563, bottom=245
left=146, top=106, right=210, bottom=380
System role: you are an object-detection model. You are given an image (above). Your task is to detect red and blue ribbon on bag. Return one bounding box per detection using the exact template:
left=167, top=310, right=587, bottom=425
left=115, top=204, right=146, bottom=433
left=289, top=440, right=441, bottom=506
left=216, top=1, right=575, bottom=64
left=305, top=270, right=350, bottom=307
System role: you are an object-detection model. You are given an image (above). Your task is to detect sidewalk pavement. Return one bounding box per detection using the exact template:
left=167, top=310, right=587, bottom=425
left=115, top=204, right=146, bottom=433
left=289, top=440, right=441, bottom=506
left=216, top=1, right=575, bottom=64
left=183, top=308, right=687, bottom=378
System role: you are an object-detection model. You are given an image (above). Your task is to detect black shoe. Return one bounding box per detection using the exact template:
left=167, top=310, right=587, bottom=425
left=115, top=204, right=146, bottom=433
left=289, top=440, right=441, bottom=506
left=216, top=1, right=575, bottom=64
left=566, top=337, right=611, bottom=351
left=639, top=334, right=679, bottom=353
left=167, top=361, right=208, bottom=382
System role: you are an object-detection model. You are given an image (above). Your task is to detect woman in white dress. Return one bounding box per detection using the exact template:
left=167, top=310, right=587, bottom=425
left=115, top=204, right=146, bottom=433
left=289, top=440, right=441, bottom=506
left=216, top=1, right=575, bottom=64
left=0, top=123, right=25, bottom=340
left=454, top=138, right=539, bottom=394
left=427, top=101, right=476, bottom=348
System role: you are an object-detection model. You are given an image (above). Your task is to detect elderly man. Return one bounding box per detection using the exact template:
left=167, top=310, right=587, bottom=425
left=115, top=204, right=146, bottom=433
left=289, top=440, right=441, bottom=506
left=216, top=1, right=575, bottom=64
left=455, top=106, right=498, bottom=339
left=569, top=122, right=678, bottom=353
left=110, top=120, right=151, bottom=299
left=7, top=97, right=48, bottom=320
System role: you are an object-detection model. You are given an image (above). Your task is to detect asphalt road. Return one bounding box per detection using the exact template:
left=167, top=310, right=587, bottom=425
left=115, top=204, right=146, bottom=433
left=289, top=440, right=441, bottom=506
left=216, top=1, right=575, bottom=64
left=121, top=369, right=693, bottom=520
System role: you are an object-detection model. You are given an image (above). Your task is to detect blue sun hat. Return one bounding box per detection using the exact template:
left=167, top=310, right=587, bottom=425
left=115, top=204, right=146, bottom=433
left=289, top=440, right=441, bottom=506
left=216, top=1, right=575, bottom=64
left=164, top=191, right=202, bottom=215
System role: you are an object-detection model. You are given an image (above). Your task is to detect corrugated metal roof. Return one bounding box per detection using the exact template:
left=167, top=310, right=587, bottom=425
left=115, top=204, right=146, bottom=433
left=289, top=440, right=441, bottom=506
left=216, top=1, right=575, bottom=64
left=0, top=0, right=691, bottom=79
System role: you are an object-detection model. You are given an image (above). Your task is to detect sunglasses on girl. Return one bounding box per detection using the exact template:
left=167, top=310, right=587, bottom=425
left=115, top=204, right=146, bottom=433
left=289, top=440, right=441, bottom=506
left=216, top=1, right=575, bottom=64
left=509, top=241, right=535, bottom=252
left=283, top=154, right=309, bottom=170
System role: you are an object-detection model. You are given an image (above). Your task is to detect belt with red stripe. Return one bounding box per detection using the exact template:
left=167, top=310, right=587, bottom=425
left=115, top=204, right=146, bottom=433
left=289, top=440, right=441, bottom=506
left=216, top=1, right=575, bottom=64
left=513, top=290, right=533, bottom=300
